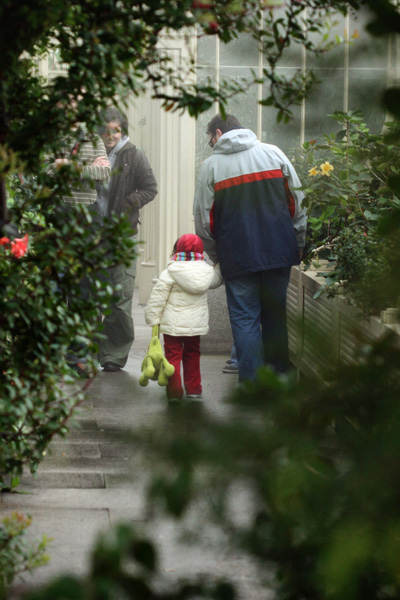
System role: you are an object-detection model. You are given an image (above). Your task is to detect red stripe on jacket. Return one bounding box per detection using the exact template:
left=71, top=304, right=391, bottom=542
left=214, top=169, right=283, bottom=191
left=284, top=178, right=296, bottom=218
left=210, top=201, right=215, bottom=235
left=214, top=168, right=296, bottom=218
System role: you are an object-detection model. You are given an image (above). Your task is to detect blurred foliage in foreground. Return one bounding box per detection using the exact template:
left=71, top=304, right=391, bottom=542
left=17, top=330, right=400, bottom=600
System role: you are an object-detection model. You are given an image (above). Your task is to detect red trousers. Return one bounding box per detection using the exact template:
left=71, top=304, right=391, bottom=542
left=163, top=334, right=202, bottom=399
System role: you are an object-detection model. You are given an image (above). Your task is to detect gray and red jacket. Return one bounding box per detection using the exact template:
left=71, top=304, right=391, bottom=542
left=193, top=128, right=307, bottom=280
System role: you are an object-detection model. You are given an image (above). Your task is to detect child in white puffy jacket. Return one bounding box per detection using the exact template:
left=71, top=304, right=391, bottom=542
left=145, top=234, right=222, bottom=402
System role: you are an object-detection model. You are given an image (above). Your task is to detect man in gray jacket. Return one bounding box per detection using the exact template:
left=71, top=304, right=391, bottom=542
left=194, top=114, right=307, bottom=381
left=97, top=107, right=158, bottom=372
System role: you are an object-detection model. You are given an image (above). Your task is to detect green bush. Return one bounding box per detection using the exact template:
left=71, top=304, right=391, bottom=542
left=331, top=227, right=400, bottom=315
left=295, top=111, right=400, bottom=315
left=0, top=167, right=135, bottom=489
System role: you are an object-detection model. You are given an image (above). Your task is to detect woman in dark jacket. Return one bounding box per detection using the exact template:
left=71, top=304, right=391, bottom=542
left=97, top=107, right=158, bottom=372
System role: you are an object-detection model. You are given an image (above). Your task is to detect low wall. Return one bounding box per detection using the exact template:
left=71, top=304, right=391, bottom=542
left=287, top=266, right=400, bottom=378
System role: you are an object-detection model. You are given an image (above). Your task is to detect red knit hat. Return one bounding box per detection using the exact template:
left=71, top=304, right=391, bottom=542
left=176, top=234, right=204, bottom=254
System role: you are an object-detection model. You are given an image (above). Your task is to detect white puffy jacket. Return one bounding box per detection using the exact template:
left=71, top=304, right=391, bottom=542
left=145, top=260, right=222, bottom=336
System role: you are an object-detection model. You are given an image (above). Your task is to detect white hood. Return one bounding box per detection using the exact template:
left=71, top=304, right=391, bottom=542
left=213, top=128, right=259, bottom=155
left=145, top=261, right=222, bottom=337
left=167, top=261, right=216, bottom=295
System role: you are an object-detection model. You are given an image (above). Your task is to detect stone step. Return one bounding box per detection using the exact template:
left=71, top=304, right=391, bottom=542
left=18, top=471, right=106, bottom=489
left=36, top=454, right=134, bottom=473
left=16, top=471, right=139, bottom=490
left=47, top=441, right=135, bottom=459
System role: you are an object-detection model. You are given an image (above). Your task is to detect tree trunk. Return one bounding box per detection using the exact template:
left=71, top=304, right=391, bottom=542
left=0, top=178, right=7, bottom=226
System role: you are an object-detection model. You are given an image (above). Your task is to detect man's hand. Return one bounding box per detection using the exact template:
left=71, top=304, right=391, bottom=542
left=91, top=157, right=111, bottom=167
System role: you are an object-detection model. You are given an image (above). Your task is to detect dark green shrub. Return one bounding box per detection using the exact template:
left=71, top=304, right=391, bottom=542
left=330, top=227, right=400, bottom=315
left=0, top=166, right=135, bottom=488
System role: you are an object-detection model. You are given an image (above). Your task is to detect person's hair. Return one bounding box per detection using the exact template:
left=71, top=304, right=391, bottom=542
left=171, top=238, right=180, bottom=257
left=98, top=107, right=129, bottom=135
left=207, top=114, right=243, bottom=136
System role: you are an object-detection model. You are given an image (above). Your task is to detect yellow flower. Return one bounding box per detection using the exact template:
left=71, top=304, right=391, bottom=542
left=320, top=161, right=334, bottom=176
left=351, top=29, right=360, bottom=39
left=308, top=166, right=319, bottom=177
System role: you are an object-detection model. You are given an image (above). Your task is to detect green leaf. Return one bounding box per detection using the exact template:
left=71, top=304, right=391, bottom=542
left=335, top=129, right=347, bottom=141
left=131, top=540, right=157, bottom=572
left=364, top=211, right=379, bottom=221
left=259, top=96, right=274, bottom=106
left=10, top=476, right=20, bottom=490
left=313, top=286, right=327, bottom=299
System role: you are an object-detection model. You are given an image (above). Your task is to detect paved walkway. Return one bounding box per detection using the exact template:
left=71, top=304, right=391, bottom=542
left=2, top=298, right=270, bottom=599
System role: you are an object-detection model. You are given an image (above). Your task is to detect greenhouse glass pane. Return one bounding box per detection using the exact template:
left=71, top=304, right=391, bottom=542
left=348, top=70, right=387, bottom=133
left=195, top=67, right=217, bottom=175
left=305, top=68, right=345, bottom=141
left=195, top=107, right=216, bottom=176
left=348, top=8, right=388, bottom=69
left=278, top=42, right=303, bottom=68
left=220, top=66, right=258, bottom=132
left=262, top=72, right=302, bottom=154
left=261, top=5, right=301, bottom=67
left=306, top=12, right=346, bottom=69
left=220, top=32, right=259, bottom=67
left=197, top=34, right=217, bottom=67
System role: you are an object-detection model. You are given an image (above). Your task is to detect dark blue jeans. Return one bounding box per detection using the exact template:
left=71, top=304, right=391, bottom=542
left=225, top=267, right=292, bottom=381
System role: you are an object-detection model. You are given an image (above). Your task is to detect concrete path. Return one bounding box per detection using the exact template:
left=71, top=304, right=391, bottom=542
left=2, top=298, right=271, bottom=599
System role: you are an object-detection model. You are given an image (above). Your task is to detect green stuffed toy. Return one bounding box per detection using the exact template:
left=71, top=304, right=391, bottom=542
left=139, top=325, right=175, bottom=387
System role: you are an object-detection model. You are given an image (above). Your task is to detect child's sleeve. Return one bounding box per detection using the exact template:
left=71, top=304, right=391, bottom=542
left=144, top=270, right=173, bottom=326
left=209, top=263, right=223, bottom=290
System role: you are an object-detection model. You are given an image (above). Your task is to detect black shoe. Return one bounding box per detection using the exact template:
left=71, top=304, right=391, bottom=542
left=222, top=363, right=239, bottom=374
left=102, top=362, right=122, bottom=372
